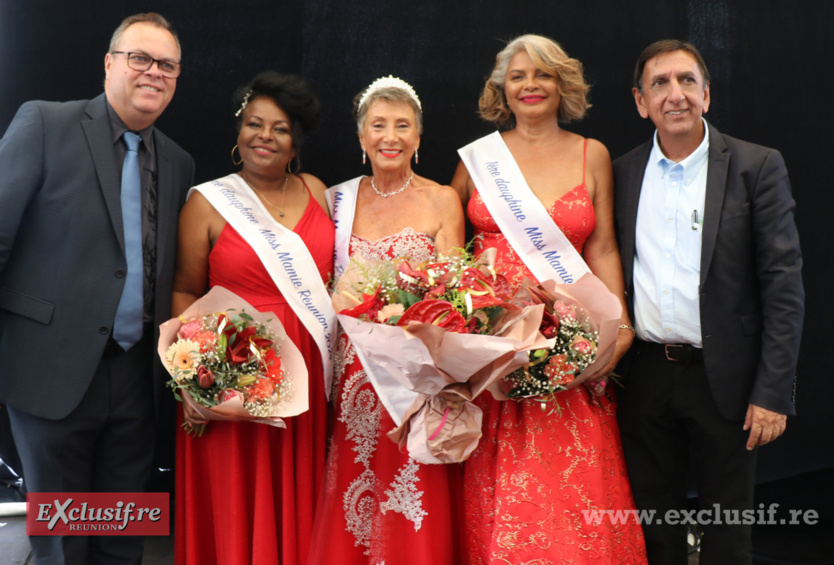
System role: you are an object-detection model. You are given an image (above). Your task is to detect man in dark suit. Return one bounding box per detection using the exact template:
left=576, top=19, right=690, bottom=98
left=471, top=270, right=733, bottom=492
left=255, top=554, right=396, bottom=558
left=0, top=12, right=193, bottom=564
left=613, top=40, right=803, bottom=564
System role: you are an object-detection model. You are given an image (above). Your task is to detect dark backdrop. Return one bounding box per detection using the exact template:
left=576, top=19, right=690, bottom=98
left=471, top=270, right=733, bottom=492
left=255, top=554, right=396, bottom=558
left=2, top=0, right=831, bottom=487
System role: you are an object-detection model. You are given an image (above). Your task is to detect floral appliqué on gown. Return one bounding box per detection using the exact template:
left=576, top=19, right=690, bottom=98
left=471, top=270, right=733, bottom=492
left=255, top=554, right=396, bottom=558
left=462, top=140, right=648, bottom=564
left=309, top=227, right=461, bottom=565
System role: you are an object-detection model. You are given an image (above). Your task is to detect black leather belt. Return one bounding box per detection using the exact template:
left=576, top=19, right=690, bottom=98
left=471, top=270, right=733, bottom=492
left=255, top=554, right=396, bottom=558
left=636, top=340, right=703, bottom=363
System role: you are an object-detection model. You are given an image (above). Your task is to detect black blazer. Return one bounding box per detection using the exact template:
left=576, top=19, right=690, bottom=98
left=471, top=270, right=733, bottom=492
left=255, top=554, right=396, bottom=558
left=0, top=94, right=194, bottom=419
left=613, top=121, right=804, bottom=421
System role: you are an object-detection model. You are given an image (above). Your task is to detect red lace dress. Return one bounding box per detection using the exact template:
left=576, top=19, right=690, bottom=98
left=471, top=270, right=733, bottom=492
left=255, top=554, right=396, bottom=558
left=463, top=141, right=648, bottom=564
left=175, top=188, right=334, bottom=565
left=308, top=227, right=462, bottom=565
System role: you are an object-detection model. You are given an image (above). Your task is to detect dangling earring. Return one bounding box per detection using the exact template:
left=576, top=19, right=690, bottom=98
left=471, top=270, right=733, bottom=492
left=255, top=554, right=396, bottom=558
left=231, top=144, right=243, bottom=166
left=415, top=149, right=419, bottom=164
left=362, top=149, right=366, bottom=165
left=287, top=155, right=300, bottom=175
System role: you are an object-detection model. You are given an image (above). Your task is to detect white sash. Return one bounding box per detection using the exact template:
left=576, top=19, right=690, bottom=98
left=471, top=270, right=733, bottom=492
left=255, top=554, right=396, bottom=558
left=192, top=174, right=336, bottom=397
left=458, top=131, right=591, bottom=283
left=325, top=177, right=420, bottom=425
left=324, top=176, right=361, bottom=279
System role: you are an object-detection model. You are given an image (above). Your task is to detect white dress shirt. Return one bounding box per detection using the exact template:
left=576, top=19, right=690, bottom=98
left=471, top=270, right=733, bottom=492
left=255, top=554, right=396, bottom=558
left=633, top=120, right=710, bottom=346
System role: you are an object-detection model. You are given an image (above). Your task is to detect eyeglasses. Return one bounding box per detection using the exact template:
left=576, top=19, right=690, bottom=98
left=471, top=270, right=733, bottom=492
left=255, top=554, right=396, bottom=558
left=110, top=51, right=182, bottom=78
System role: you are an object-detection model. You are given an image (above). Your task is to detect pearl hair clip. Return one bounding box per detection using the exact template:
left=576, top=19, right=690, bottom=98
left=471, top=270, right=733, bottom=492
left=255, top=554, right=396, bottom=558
left=235, top=90, right=252, bottom=117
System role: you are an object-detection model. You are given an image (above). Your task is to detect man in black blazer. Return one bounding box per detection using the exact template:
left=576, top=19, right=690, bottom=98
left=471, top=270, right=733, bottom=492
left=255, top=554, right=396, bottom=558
left=613, top=40, right=803, bottom=564
left=0, top=13, right=193, bottom=564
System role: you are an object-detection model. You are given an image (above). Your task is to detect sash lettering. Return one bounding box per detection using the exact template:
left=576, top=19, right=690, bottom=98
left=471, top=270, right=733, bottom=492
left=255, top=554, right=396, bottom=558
left=458, top=132, right=591, bottom=283
left=192, top=174, right=336, bottom=397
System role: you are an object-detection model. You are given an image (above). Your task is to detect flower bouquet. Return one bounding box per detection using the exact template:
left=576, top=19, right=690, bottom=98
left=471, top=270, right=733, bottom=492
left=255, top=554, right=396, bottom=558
left=498, top=273, right=622, bottom=409
left=158, top=286, right=309, bottom=435
left=332, top=249, right=551, bottom=464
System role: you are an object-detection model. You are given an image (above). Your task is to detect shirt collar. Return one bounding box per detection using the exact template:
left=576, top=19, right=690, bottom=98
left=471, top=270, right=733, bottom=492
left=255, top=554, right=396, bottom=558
left=649, top=118, right=710, bottom=181
left=105, top=98, right=154, bottom=147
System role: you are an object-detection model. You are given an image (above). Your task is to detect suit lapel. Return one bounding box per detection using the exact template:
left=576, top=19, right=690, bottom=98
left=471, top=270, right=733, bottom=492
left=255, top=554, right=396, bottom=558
left=700, top=123, right=729, bottom=285
left=621, top=141, right=653, bottom=289
left=82, top=95, right=124, bottom=253
left=153, top=131, right=177, bottom=278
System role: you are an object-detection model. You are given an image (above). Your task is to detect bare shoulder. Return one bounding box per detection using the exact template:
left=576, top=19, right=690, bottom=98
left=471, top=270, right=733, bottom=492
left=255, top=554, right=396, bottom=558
left=299, top=172, right=329, bottom=209
left=415, top=175, right=460, bottom=206
left=585, top=138, right=612, bottom=167
left=299, top=172, right=327, bottom=195
left=181, top=189, right=218, bottom=218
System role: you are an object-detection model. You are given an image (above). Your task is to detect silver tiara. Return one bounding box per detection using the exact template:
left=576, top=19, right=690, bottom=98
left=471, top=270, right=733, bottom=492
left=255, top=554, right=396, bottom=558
left=358, top=75, right=421, bottom=111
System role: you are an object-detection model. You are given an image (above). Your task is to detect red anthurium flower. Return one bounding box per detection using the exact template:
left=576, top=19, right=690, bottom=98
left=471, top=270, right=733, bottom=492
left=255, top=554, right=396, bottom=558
left=397, top=261, right=431, bottom=287
left=460, top=268, right=513, bottom=308
left=424, top=283, right=447, bottom=300
left=340, top=285, right=385, bottom=321
left=397, top=261, right=455, bottom=298
left=397, top=300, right=467, bottom=333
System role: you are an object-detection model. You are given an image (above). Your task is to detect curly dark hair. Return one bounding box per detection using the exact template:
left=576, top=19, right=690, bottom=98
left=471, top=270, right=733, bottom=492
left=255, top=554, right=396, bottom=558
left=232, top=71, right=322, bottom=168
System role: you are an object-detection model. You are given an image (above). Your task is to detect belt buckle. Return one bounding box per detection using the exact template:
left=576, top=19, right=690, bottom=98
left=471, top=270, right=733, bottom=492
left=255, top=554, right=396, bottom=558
left=664, top=344, right=683, bottom=361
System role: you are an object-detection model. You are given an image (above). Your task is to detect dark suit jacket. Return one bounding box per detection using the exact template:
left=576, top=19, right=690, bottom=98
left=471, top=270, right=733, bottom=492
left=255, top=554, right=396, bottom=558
left=0, top=93, right=194, bottom=420
left=613, top=121, right=804, bottom=421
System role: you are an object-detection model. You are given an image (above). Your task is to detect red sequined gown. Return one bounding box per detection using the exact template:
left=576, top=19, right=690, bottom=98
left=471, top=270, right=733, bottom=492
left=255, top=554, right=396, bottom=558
left=308, top=227, right=462, bottom=565
left=175, top=187, right=334, bottom=565
left=463, top=141, right=648, bottom=564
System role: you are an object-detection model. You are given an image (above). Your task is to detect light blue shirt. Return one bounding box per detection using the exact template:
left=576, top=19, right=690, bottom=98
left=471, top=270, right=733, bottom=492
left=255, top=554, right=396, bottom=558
left=633, top=120, right=710, bottom=346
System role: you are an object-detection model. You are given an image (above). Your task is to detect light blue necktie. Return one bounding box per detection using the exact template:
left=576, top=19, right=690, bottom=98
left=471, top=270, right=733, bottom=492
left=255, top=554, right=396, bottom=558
left=112, top=131, right=144, bottom=350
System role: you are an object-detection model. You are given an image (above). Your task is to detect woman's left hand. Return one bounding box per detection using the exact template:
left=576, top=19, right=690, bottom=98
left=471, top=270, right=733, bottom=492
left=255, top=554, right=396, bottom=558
left=588, top=326, right=634, bottom=382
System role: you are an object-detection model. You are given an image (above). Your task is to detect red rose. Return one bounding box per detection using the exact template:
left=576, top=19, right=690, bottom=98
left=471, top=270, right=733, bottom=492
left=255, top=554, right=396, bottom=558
left=539, top=312, right=560, bottom=338
left=217, top=389, right=241, bottom=404
left=543, top=354, right=577, bottom=386
left=553, top=301, right=577, bottom=322
left=571, top=336, right=596, bottom=355
left=178, top=319, right=203, bottom=340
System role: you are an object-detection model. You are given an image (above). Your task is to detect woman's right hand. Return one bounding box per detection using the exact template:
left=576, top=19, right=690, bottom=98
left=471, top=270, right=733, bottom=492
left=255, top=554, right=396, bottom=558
left=182, top=395, right=209, bottom=428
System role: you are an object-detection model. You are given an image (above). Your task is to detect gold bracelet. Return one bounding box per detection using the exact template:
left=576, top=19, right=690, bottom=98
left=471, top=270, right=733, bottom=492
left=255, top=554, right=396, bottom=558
left=618, top=324, right=636, bottom=336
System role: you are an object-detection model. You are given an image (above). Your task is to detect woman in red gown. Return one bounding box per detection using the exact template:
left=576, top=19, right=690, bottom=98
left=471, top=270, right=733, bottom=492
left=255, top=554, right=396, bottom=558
left=451, top=35, right=648, bottom=564
left=308, top=77, right=465, bottom=564
left=171, top=72, right=334, bottom=565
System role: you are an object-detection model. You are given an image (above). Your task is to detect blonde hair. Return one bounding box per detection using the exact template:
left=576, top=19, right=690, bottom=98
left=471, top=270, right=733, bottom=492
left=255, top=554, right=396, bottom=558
left=479, top=34, right=590, bottom=128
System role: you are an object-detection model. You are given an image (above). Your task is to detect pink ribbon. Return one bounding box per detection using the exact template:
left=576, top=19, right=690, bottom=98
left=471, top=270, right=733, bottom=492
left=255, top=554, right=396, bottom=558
left=427, top=405, right=451, bottom=441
